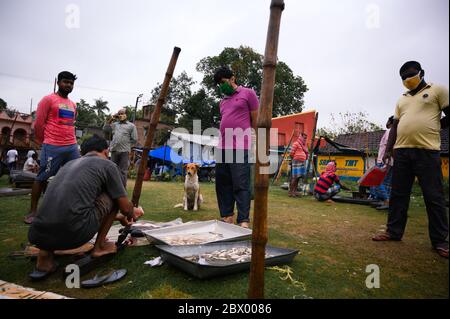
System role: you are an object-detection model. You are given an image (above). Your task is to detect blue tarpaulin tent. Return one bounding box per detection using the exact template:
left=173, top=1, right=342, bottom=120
left=134, top=146, right=216, bottom=166
left=149, top=146, right=184, bottom=164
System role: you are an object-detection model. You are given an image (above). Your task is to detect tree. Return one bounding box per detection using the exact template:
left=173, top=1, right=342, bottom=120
left=149, top=71, right=195, bottom=114
left=196, top=45, right=308, bottom=116
left=92, top=98, right=110, bottom=126
left=318, top=111, right=383, bottom=138
left=75, top=99, right=98, bottom=128
left=0, top=98, right=7, bottom=111
left=177, top=89, right=220, bottom=131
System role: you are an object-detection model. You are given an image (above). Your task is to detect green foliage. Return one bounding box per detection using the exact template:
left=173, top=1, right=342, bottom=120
left=177, top=89, right=220, bottom=131
left=150, top=71, right=195, bottom=114
left=318, top=111, right=383, bottom=138
left=0, top=98, right=7, bottom=111
left=92, top=98, right=110, bottom=126
left=148, top=46, right=309, bottom=133
left=75, top=99, right=98, bottom=128
left=196, top=46, right=308, bottom=117
left=77, top=133, right=93, bottom=145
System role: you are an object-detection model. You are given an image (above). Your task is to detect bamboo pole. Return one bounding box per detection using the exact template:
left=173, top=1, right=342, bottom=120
left=131, top=47, right=181, bottom=206
left=249, top=0, right=285, bottom=299
left=272, top=129, right=295, bottom=185
left=304, top=112, right=319, bottom=184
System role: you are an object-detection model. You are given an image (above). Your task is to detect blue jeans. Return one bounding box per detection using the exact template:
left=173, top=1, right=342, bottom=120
left=369, top=163, right=393, bottom=201
left=36, top=144, right=80, bottom=182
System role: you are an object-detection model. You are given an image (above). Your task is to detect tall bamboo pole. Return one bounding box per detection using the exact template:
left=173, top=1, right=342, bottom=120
left=249, top=0, right=285, bottom=299
left=305, top=112, right=319, bottom=184
left=132, top=47, right=181, bottom=206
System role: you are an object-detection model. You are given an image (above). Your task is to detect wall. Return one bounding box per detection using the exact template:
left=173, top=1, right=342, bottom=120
left=271, top=110, right=317, bottom=148
left=317, top=155, right=366, bottom=181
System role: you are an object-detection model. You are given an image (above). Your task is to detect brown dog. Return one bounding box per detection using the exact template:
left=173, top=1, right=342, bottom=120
left=183, top=163, right=203, bottom=211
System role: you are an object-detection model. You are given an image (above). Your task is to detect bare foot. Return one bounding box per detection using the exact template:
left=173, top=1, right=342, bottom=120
left=91, top=241, right=117, bottom=258
left=239, top=222, right=250, bottom=229
left=24, top=213, right=35, bottom=224
left=221, top=216, right=234, bottom=224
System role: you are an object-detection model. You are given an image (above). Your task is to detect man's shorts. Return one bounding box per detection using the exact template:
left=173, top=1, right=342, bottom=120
left=94, top=193, right=116, bottom=223
left=36, top=144, right=80, bottom=182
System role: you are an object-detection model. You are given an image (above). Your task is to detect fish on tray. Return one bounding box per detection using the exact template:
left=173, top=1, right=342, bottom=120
left=159, top=232, right=225, bottom=245
left=184, top=247, right=274, bottom=265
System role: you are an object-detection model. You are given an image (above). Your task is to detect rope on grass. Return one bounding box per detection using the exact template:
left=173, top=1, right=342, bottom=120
left=266, top=265, right=306, bottom=291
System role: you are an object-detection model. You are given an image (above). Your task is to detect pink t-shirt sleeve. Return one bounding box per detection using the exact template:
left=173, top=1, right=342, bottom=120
left=247, top=89, right=259, bottom=112
left=34, top=96, right=52, bottom=143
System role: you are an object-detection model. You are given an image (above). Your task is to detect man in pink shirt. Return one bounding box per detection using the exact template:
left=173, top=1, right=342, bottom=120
left=213, top=67, right=259, bottom=228
left=369, top=116, right=394, bottom=210
left=24, top=71, right=80, bottom=224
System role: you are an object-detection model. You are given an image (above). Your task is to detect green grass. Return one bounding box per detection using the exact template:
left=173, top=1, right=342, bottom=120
left=0, top=176, right=448, bottom=299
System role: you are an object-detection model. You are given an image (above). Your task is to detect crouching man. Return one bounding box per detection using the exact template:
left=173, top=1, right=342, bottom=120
left=28, top=135, right=144, bottom=279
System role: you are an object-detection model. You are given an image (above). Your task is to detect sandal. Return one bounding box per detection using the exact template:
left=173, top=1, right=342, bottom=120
left=29, top=261, right=60, bottom=281
left=81, top=269, right=127, bottom=288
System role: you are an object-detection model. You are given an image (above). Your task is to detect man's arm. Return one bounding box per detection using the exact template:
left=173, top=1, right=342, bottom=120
left=34, top=97, right=51, bottom=144
left=250, top=111, right=258, bottom=131
left=383, top=119, right=398, bottom=164
left=337, top=180, right=351, bottom=191
left=441, top=106, right=449, bottom=129
left=103, top=116, right=115, bottom=134
left=116, top=196, right=144, bottom=221
left=130, top=124, right=138, bottom=146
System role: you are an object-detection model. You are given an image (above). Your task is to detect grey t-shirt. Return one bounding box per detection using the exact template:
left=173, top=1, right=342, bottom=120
left=28, top=155, right=127, bottom=251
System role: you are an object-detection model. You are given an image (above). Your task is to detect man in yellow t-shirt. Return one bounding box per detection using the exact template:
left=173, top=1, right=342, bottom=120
left=373, top=61, right=449, bottom=259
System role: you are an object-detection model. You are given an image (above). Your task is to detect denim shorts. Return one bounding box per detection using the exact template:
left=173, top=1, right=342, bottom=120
left=36, top=143, right=80, bottom=182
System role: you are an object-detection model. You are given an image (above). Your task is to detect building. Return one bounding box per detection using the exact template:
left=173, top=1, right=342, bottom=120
left=0, top=110, right=37, bottom=167
left=271, top=110, right=318, bottom=149
left=317, top=129, right=449, bottom=180
left=134, top=104, right=175, bottom=148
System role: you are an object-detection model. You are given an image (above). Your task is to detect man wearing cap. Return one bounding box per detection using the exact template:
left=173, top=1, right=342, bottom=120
left=373, top=61, right=449, bottom=259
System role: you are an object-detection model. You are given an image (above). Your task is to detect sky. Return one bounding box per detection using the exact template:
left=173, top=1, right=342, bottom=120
left=0, top=0, right=448, bottom=129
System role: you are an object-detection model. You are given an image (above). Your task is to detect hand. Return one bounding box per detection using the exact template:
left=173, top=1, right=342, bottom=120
left=382, top=150, right=392, bottom=165
left=117, top=213, right=133, bottom=226
left=132, top=206, right=144, bottom=221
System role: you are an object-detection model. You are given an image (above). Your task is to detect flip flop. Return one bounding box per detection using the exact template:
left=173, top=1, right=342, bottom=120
left=81, top=269, right=127, bottom=288
left=28, top=261, right=60, bottom=281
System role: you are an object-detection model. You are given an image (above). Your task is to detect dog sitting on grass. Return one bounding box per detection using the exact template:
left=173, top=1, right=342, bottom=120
left=182, top=163, right=203, bottom=211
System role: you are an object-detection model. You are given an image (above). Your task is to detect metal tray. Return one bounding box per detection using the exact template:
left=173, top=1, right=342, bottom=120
left=156, top=241, right=299, bottom=279
left=143, top=220, right=252, bottom=246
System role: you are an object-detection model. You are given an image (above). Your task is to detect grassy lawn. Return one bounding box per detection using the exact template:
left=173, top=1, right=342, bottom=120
left=0, top=175, right=448, bottom=299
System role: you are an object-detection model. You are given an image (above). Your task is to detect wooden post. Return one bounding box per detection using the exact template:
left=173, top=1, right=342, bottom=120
left=131, top=47, right=181, bottom=206
left=304, top=112, right=319, bottom=184
left=249, top=0, right=285, bottom=299
left=272, top=129, right=295, bottom=185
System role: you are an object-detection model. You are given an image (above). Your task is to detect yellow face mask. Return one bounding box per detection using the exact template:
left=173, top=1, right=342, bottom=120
left=403, top=73, right=423, bottom=91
